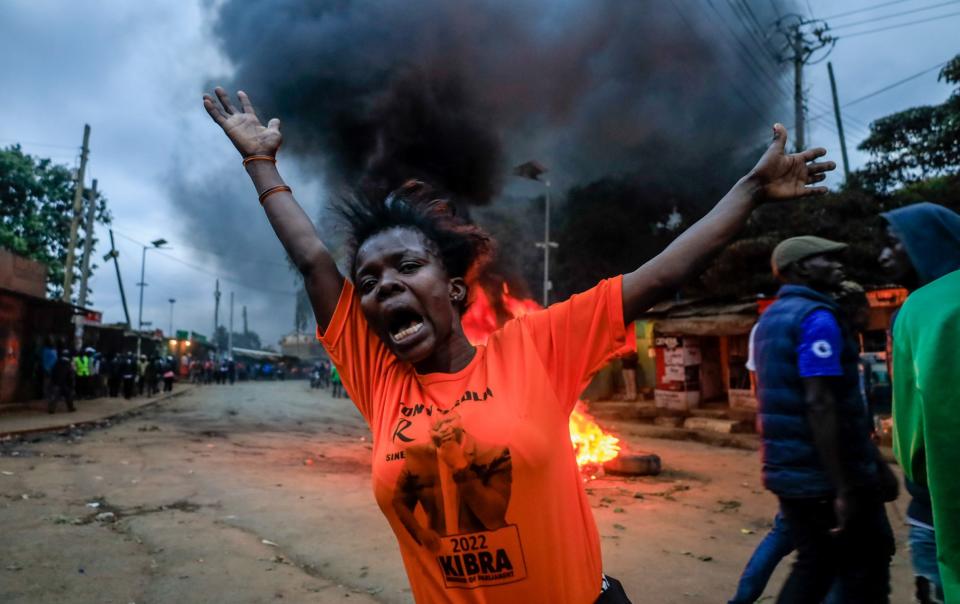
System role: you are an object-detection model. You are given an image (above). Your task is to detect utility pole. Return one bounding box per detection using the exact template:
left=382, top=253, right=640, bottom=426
left=77, top=179, right=98, bottom=309
left=792, top=30, right=805, bottom=152
left=228, top=292, right=234, bottom=359
left=168, top=298, right=176, bottom=336
left=512, top=160, right=557, bottom=306
left=104, top=230, right=131, bottom=328
left=827, top=61, right=851, bottom=181
left=535, top=180, right=556, bottom=306
left=242, top=305, right=248, bottom=335
left=135, top=238, right=168, bottom=358
left=773, top=15, right=835, bottom=152
left=213, top=279, right=221, bottom=353
left=62, top=124, right=91, bottom=302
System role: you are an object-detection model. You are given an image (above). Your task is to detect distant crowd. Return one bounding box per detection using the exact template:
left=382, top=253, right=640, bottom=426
left=37, top=341, right=312, bottom=415
left=185, top=357, right=293, bottom=384
left=40, top=343, right=178, bottom=414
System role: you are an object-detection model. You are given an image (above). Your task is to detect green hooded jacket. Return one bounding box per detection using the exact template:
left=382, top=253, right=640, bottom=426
left=893, top=269, right=960, bottom=600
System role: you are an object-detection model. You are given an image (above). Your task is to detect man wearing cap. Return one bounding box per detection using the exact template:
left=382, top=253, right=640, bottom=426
left=753, top=236, right=893, bottom=603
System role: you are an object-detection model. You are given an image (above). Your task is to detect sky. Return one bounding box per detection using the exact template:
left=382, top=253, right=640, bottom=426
left=2, top=0, right=957, bottom=347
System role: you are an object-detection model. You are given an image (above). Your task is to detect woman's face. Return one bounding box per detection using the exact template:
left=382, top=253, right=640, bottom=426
left=354, top=227, right=466, bottom=366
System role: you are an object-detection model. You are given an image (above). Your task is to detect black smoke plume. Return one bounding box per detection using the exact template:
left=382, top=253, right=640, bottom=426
left=181, top=0, right=795, bottom=332
left=210, top=0, right=791, bottom=204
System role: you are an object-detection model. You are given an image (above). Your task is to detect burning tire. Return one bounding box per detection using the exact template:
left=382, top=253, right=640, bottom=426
left=603, top=452, right=661, bottom=476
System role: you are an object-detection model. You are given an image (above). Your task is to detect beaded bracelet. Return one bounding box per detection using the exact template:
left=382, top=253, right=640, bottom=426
left=258, top=185, right=292, bottom=204
left=242, top=154, right=276, bottom=167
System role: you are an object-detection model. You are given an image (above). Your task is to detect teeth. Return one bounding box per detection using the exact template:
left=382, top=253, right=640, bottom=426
left=392, top=321, right=423, bottom=342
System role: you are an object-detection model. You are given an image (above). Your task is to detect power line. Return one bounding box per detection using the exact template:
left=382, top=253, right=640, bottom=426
left=111, top=230, right=297, bottom=297
left=842, top=59, right=950, bottom=107
left=808, top=59, right=951, bottom=123
left=0, top=138, right=79, bottom=150
left=705, top=0, right=791, bottom=111
left=820, top=0, right=918, bottom=21
left=111, top=222, right=290, bottom=269
left=667, top=0, right=773, bottom=121
left=736, top=0, right=772, bottom=44
left=829, top=0, right=960, bottom=30
left=728, top=0, right=779, bottom=63
left=838, top=9, right=960, bottom=38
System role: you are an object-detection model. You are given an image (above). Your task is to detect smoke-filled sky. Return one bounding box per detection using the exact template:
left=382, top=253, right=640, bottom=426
left=2, top=0, right=957, bottom=347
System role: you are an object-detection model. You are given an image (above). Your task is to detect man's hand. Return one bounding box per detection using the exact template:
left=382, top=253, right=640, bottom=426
left=746, top=123, right=835, bottom=203
left=203, top=87, right=282, bottom=158
left=431, top=414, right=473, bottom=471
left=416, top=527, right=442, bottom=553
left=830, top=492, right=859, bottom=536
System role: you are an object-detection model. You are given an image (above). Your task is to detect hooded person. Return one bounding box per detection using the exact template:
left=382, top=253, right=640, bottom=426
left=880, top=202, right=960, bottom=290
left=879, top=201, right=960, bottom=603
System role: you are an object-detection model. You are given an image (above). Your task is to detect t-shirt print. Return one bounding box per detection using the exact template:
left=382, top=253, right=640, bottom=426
left=393, top=409, right=522, bottom=589
left=318, top=275, right=634, bottom=603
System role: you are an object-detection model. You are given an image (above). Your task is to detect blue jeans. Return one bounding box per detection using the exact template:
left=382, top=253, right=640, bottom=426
left=729, top=513, right=794, bottom=603
left=729, top=512, right=843, bottom=604
left=908, top=524, right=943, bottom=602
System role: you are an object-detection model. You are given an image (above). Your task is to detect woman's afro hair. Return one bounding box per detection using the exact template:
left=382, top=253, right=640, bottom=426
left=336, top=180, right=494, bottom=310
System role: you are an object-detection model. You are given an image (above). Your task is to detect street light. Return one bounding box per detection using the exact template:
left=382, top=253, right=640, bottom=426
left=513, top=161, right=557, bottom=306
left=168, top=298, right=176, bottom=336
left=136, top=238, right=169, bottom=357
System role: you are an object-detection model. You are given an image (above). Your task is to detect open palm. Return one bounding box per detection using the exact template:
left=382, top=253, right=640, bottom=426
left=752, top=123, right=835, bottom=202
left=202, top=87, right=282, bottom=158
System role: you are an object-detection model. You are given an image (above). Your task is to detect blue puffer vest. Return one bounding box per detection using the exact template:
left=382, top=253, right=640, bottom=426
left=754, top=285, right=877, bottom=498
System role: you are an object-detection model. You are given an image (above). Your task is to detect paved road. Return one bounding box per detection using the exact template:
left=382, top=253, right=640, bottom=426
left=0, top=381, right=914, bottom=603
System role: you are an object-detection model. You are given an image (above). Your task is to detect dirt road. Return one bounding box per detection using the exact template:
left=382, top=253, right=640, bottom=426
left=0, top=382, right=914, bottom=603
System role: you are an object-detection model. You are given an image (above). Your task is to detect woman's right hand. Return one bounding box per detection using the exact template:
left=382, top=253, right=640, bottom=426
left=203, top=87, right=282, bottom=158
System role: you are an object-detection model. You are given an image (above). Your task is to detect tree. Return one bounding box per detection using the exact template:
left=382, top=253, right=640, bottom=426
left=855, top=55, right=960, bottom=193
left=551, top=176, right=687, bottom=300
left=0, top=145, right=111, bottom=300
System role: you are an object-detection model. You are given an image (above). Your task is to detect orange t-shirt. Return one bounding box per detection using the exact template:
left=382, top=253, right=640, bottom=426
left=318, top=276, right=634, bottom=603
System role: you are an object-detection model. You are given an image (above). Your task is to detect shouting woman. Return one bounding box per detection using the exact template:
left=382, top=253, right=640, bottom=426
left=203, top=87, right=833, bottom=603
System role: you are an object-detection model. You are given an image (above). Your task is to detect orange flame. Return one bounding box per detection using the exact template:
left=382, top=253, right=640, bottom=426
left=569, top=401, right=621, bottom=468
left=462, top=282, right=621, bottom=472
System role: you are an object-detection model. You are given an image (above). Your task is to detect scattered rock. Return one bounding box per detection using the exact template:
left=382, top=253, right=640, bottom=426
left=716, top=499, right=742, bottom=513
left=95, top=511, right=116, bottom=523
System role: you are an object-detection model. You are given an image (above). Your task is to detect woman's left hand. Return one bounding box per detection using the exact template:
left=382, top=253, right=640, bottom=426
left=748, top=123, right=836, bottom=203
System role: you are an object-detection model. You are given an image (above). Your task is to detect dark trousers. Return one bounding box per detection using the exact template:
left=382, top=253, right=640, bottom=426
left=777, top=493, right=894, bottom=604
left=595, top=575, right=632, bottom=604
left=47, top=382, right=75, bottom=413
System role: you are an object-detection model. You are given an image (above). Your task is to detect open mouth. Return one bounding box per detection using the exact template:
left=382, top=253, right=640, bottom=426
left=387, top=309, right=425, bottom=345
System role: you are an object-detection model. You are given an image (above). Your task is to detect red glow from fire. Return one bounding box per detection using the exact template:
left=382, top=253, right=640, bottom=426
left=462, top=283, right=620, bottom=472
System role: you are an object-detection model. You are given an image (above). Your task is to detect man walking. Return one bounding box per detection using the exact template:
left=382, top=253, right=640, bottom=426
left=753, top=236, right=893, bottom=603
left=880, top=202, right=960, bottom=603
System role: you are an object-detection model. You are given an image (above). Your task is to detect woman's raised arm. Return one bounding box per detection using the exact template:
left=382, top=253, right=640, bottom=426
left=621, top=123, right=835, bottom=323
left=203, top=88, right=344, bottom=331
